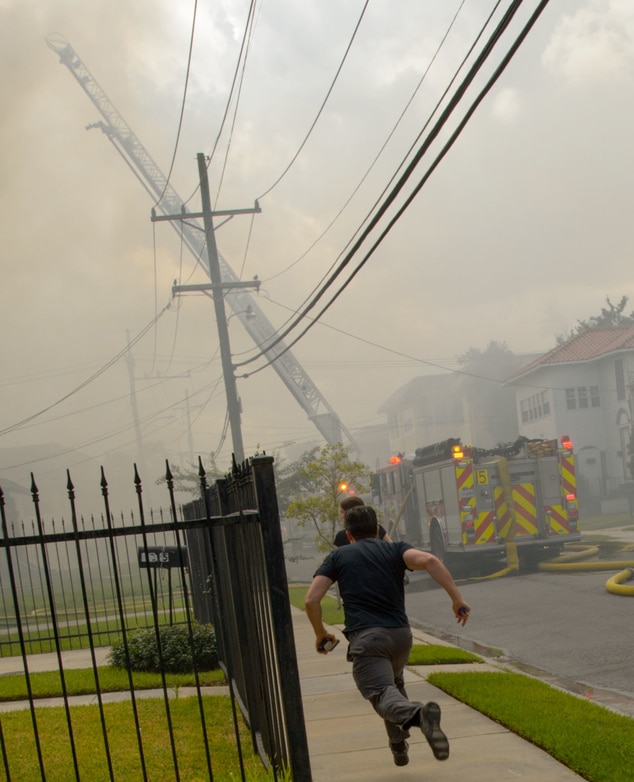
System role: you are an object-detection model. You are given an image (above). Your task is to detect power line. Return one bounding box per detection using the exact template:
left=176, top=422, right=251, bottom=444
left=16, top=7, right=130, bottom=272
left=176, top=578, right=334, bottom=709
left=184, top=0, right=259, bottom=206
left=264, top=0, right=472, bottom=284
left=0, top=302, right=172, bottom=438
left=234, top=0, right=548, bottom=374
left=212, top=3, right=259, bottom=208
left=254, top=294, right=563, bottom=393
left=248, top=0, right=508, bottom=342
left=153, top=0, right=199, bottom=208
left=256, top=0, right=370, bottom=201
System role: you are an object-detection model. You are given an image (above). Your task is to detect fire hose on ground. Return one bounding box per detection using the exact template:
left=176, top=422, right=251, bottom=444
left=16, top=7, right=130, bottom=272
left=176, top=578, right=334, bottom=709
left=537, top=543, right=634, bottom=596
left=460, top=542, right=634, bottom=595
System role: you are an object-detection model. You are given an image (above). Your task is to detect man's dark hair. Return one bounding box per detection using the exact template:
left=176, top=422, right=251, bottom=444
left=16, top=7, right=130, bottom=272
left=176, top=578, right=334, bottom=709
left=339, top=495, right=364, bottom=513
left=344, top=505, right=379, bottom=540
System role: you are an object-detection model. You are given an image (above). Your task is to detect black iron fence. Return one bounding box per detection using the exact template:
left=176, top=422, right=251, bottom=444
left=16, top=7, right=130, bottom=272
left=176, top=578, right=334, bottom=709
left=0, top=455, right=311, bottom=782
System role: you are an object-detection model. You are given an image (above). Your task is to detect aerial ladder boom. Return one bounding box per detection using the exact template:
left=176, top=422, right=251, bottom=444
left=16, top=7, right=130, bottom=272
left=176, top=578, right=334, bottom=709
left=46, top=33, right=357, bottom=451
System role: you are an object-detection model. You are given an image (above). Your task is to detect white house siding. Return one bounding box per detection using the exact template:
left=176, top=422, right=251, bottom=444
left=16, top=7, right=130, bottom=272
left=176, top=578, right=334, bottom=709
left=512, top=356, right=634, bottom=498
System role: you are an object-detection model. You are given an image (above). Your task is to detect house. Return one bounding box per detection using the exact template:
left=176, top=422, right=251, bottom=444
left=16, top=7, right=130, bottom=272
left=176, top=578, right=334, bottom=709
left=377, top=374, right=465, bottom=457
left=376, top=355, right=533, bottom=460
left=506, top=326, right=634, bottom=504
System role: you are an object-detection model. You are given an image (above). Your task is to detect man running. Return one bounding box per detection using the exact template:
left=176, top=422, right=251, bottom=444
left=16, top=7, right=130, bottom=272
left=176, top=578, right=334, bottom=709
left=305, top=504, right=470, bottom=767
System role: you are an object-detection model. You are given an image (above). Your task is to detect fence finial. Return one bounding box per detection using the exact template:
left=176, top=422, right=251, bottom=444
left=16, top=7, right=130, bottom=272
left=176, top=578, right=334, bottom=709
left=66, top=469, right=76, bottom=500
left=100, top=466, right=109, bottom=496
left=30, top=472, right=39, bottom=502
left=133, top=464, right=142, bottom=495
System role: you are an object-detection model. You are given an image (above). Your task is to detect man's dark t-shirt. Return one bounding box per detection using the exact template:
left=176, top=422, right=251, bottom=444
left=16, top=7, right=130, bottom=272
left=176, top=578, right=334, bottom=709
left=314, top=538, right=412, bottom=634
left=333, top=525, right=388, bottom=548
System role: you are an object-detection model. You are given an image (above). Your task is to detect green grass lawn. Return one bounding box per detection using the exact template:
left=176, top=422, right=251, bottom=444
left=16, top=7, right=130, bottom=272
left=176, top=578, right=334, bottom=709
left=0, top=608, right=189, bottom=658
left=430, top=671, right=634, bottom=782
left=0, top=695, right=276, bottom=781
left=0, top=666, right=226, bottom=702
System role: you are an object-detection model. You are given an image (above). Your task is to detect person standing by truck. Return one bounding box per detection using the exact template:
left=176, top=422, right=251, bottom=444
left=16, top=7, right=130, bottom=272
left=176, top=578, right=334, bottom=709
left=305, top=504, right=470, bottom=768
left=333, top=495, right=392, bottom=547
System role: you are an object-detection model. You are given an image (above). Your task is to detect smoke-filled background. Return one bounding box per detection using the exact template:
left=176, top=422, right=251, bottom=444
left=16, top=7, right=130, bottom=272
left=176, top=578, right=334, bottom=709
left=1, top=0, right=633, bottom=509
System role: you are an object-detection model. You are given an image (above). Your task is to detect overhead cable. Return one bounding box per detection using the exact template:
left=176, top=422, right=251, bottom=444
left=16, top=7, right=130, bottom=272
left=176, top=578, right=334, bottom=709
left=153, top=0, right=199, bottom=208
left=0, top=302, right=172, bottom=438
left=184, top=0, right=259, bottom=206
left=264, top=0, right=472, bottom=284
left=247, top=0, right=508, bottom=343
left=256, top=0, right=370, bottom=201
left=235, top=0, right=550, bottom=374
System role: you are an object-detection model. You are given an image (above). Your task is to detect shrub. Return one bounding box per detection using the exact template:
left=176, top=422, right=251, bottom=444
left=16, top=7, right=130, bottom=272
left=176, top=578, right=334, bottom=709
left=109, top=623, right=217, bottom=674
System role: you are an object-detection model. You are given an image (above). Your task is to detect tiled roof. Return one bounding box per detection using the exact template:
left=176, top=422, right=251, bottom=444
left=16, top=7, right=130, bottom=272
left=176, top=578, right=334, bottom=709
left=507, top=326, right=634, bottom=382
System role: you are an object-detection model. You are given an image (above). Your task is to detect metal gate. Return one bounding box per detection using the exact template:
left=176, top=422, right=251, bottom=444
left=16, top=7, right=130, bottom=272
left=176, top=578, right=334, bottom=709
left=0, top=454, right=311, bottom=781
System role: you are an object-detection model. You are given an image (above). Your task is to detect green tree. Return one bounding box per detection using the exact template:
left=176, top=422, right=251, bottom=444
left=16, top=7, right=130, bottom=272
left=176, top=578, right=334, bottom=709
left=557, top=295, right=634, bottom=343
left=274, top=445, right=320, bottom=515
left=285, top=443, right=370, bottom=552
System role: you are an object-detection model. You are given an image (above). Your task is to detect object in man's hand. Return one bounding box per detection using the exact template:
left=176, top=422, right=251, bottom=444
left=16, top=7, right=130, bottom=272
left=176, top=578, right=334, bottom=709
left=318, top=638, right=340, bottom=652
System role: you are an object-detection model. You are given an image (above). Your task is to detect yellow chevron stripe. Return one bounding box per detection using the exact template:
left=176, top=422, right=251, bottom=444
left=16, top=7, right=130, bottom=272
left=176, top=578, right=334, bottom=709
left=512, top=484, right=538, bottom=535
left=494, top=487, right=512, bottom=538
left=474, top=514, right=495, bottom=545
left=547, top=505, right=567, bottom=535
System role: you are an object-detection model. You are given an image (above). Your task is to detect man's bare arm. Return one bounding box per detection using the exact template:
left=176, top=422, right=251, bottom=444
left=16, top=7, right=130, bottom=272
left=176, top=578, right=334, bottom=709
left=402, top=548, right=471, bottom=626
left=304, top=575, right=338, bottom=653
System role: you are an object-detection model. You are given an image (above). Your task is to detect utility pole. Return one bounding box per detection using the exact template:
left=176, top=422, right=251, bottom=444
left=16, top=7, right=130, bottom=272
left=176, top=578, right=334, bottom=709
left=184, top=390, right=195, bottom=466
left=153, top=154, right=261, bottom=465
left=196, top=153, right=244, bottom=463
left=124, top=330, right=146, bottom=476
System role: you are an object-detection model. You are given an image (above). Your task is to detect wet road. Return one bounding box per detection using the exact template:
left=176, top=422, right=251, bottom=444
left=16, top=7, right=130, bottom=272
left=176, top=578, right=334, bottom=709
left=404, top=562, right=634, bottom=713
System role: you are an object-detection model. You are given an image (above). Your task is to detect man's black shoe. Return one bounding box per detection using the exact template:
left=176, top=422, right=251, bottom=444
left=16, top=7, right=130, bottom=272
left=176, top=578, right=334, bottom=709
left=390, top=740, right=409, bottom=766
left=421, top=702, right=449, bottom=760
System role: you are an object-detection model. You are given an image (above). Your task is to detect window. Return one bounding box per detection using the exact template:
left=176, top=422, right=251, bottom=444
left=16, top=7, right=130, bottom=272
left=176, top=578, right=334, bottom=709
left=565, top=388, right=576, bottom=410
left=578, top=386, right=588, bottom=409
left=520, top=391, right=551, bottom=422
left=565, top=386, right=599, bottom=411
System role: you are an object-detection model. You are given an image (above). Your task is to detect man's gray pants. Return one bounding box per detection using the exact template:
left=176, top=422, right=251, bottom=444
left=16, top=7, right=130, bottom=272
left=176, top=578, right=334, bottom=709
left=347, top=625, right=422, bottom=746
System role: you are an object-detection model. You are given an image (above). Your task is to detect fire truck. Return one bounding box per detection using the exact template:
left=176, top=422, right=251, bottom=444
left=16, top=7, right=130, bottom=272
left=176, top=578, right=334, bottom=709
left=371, top=435, right=580, bottom=569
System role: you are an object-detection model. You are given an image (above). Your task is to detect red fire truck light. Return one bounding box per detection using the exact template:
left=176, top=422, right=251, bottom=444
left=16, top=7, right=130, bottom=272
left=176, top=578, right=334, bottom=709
left=388, top=456, right=402, bottom=464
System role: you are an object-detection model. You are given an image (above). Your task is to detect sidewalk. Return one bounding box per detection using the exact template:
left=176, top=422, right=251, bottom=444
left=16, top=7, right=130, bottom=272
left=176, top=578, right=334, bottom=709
left=0, top=609, right=585, bottom=781
left=292, top=607, right=584, bottom=782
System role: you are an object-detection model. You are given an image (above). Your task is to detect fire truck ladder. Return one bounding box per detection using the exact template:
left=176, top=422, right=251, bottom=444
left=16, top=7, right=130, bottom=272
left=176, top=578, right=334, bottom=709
left=46, top=33, right=357, bottom=452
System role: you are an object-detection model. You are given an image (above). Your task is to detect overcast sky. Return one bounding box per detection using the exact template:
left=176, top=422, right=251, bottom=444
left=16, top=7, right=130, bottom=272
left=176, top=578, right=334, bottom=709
left=1, top=0, right=633, bottom=503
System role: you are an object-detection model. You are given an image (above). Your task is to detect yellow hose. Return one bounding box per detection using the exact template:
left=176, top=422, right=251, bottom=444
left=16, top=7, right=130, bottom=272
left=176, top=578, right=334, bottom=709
left=539, top=559, right=634, bottom=572
left=460, top=542, right=520, bottom=582
left=536, top=542, right=634, bottom=595
left=605, top=568, right=634, bottom=596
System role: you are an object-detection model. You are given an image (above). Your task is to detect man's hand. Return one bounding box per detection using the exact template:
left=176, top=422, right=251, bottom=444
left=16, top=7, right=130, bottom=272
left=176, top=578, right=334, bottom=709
left=315, top=633, right=338, bottom=654
left=454, top=601, right=471, bottom=626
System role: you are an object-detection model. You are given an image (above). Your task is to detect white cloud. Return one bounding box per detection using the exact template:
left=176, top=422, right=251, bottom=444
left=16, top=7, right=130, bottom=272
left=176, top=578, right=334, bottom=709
left=490, top=87, right=522, bottom=123
left=543, top=0, right=634, bottom=85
